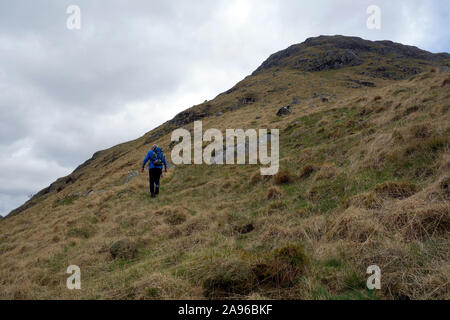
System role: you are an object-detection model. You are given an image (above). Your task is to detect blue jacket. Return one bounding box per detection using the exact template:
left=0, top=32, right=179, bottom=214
left=142, top=147, right=167, bottom=170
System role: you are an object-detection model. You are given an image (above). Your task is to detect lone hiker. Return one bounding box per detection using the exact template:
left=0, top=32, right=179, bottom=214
left=141, top=145, right=168, bottom=197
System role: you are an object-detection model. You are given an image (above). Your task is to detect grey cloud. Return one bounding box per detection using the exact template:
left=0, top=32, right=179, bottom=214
left=0, top=104, right=30, bottom=143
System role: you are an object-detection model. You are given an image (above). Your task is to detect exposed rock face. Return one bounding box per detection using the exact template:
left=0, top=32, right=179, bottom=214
left=350, top=80, right=375, bottom=87
left=124, top=170, right=139, bottom=184
left=144, top=131, right=164, bottom=145
left=276, top=106, right=292, bottom=116
left=252, top=35, right=450, bottom=76
left=253, top=44, right=302, bottom=74
left=168, top=110, right=209, bottom=127
left=298, top=50, right=363, bottom=72
left=241, top=97, right=256, bottom=104
left=439, top=66, right=450, bottom=73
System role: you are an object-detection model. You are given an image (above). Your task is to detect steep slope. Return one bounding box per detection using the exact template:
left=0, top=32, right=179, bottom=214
left=1, top=35, right=449, bottom=300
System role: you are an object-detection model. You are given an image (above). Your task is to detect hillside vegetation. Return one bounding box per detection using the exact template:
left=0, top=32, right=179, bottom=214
left=1, top=36, right=449, bottom=300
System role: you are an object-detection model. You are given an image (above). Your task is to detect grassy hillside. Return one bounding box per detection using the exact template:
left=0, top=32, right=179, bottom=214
left=1, top=36, right=449, bottom=300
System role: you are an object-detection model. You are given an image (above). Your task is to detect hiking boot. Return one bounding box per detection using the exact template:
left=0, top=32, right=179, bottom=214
left=150, top=193, right=155, bottom=198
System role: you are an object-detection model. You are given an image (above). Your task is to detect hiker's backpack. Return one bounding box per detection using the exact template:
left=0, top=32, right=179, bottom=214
left=152, top=149, right=163, bottom=166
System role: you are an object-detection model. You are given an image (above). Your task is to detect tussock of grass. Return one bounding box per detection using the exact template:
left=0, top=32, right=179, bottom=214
left=267, top=187, right=283, bottom=200
left=273, top=170, right=294, bottom=185
left=156, top=207, right=188, bottom=226
left=254, top=244, right=308, bottom=288
left=315, top=163, right=337, bottom=180
left=343, top=192, right=383, bottom=210
left=109, top=273, right=196, bottom=300
left=410, top=124, right=432, bottom=138
left=442, top=78, right=450, bottom=87
left=374, top=182, right=418, bottom=199
left=195, top=254, right=256, bottom=299
left=250, top=171, right=271, bottom=185
left=299, top=165, right=315, bottom=179
left=67, top=227, right=95, bottom=239
left=109, top=238, right=137, bottom=260
left=328, top=207, right=382, bottom=243
left=439, top=176, right=450, bottom=199
left=381, top=202, right=450, bottom=240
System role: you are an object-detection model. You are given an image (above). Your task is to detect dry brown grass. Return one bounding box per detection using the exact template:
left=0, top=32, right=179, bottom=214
left=267, top=186, right=283, bottom=200
left=344, top=192, right=384, bottom=210
left=374, top=182, right=418, bottom=199
left=156, top=206, right=188, bottom=226
left=254, top=244, right=308, bottom=289
left=328, top=207, right=383, bottom=243
left=315, top=163, right=337, bottom=180
left=410, top=124, right=433, bottom=138
left=439, top=175, right=450, bottom=199
left=381, top=201, right=450, bottom=240
left=250, top=170, right=271, bottom=185
left=108, top=273, right=198, bottom=300
left=291, top=215, right=327, bottom=242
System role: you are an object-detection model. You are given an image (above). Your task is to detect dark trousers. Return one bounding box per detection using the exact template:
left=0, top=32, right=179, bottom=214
left=149, top=168, right=162, bottom=195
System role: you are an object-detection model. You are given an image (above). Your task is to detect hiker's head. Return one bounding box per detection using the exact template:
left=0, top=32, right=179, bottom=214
left=152, top=144, right=158, bottom=151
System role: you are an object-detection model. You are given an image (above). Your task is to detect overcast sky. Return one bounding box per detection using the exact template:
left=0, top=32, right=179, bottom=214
left=0, top=0, right=449, bottom=216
